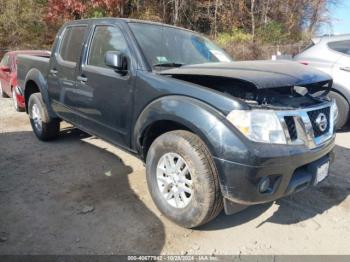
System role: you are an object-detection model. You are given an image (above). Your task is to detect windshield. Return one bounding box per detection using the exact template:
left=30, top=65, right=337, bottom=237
left=129, top=23, right=233, bottom=69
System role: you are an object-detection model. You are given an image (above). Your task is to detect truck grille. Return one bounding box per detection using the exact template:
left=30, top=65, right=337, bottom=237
left=284, top=116, right=297, bottom=141
left=307, top=107, right=330, bottom=137
left=277, top=102, right=334, bottom=149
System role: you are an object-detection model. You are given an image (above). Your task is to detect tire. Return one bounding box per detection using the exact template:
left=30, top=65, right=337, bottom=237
left=12, top=88, right=24, bottom=112
left=28, top=93, right=60, bottom=141
left=146, top=130, right=223, bottom=228
left=0, top=82, right=8, bottom=98
left=329, top=91, right=349, bottom=130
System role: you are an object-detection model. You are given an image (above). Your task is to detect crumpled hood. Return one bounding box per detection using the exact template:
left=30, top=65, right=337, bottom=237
left=160, top=60, right=332, bottom=89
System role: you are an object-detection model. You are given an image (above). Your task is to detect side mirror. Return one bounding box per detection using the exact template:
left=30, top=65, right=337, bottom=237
left=0, top=66, right=11, bottom=73
left=105, top=51, right=128, bottom=74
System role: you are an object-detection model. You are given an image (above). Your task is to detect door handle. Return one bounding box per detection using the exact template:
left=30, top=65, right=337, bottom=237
left=50, top=69, right=58, bottom=75
left=77, top=75, right=88, bottom=83
left=340, top=67, right=350, bottom=72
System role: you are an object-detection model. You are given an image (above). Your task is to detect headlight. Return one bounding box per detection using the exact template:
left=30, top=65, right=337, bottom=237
left=226, top=110, right=287, bottom=144
left=331, top=99, right=338, bottom=126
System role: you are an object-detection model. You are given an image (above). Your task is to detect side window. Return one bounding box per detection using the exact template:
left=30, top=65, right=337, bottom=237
left=59, top=26, right=87, bottom=63
left=88, top=26, right=128, bottom=68
left=328, top=40, right=350, bottom=55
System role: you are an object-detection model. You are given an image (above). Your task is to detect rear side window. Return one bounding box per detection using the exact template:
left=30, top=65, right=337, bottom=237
left=328, top=40, right=350, bottom=55
left=88, top=26, right=128, bottom=68
left=59, top=26, right=87, bottom=63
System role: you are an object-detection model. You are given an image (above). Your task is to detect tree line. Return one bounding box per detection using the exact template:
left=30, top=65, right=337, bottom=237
left=0, top=0, right=340, bottom=59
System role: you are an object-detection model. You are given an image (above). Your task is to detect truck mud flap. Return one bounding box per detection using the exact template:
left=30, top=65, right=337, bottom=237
left=223, top=198, right=249, bottom=215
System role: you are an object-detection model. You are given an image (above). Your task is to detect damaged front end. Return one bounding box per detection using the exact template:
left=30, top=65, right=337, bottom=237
left=160, top=61, right=337, bottom=149
left=159, top=61, right=337, bottom=214
left=165, top=73, right=332, bottom=110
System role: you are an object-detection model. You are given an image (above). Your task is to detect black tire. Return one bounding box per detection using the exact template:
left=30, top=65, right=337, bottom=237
left=329, top=91, right=349, bottom=130
left=28, top=93, right=60, bottom=141
left=146, top=130, right=223, bottom=228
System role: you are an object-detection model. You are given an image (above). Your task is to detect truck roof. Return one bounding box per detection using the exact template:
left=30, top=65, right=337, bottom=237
left=64, top=17, right=195, bottom=33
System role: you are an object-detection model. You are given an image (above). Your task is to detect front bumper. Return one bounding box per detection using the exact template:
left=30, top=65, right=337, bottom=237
left=214, top=135, right=335, bottom=208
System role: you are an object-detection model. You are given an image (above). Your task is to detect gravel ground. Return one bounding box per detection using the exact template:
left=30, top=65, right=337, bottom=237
left=0, top=96, right=350, bottom=255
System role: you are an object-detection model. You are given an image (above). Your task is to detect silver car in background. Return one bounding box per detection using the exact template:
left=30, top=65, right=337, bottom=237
left=294, top=34, right=350, bottom=129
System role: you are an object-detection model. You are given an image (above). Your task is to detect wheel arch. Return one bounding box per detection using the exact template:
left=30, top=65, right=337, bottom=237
left=24, top=80, right=39, bottom=112
left=331, top=83, right=350, bottom=105
left=133, top=95, right=231, bottom=160
left=139, top=119, right=196, bottom=160
left=23, top=68, right=57, bottom=117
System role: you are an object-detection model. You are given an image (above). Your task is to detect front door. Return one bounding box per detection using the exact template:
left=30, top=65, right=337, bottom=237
left=74, top=25, right=134, bottom=147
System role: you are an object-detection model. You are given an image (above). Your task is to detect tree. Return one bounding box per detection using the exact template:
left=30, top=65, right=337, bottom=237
left=45, top=0, right=127, bottom=23
left=0, top=0, right=341, bottom=57
left=0, top=0, right=48, bottom=49
left=45, top=0, right=88, bottom=23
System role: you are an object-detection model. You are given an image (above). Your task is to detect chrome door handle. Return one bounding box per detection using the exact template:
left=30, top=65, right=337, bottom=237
left=340, top=67, right=350, bottom=72
left=77, top=76, right=88, bottom=83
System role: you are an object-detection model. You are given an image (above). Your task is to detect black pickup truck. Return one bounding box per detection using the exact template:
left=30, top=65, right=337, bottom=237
left=17, top=18, right=337, bottom=228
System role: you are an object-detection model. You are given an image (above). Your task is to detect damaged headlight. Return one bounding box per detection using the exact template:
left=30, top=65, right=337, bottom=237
left=226, top=110, right=287, bottom=144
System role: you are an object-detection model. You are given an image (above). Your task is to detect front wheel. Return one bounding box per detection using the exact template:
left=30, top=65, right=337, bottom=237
left=146, top=130, right=223, bottom=228
left=28, top=93, right=60, bottom=141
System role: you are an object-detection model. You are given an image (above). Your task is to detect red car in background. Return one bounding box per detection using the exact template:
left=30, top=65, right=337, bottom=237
left=0, top=50, right=50, bottom=111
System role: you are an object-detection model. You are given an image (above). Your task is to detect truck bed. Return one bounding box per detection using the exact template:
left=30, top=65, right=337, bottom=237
left=17, top=54, right=50, bottom=89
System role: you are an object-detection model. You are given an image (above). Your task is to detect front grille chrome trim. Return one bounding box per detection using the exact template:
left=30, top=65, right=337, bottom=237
left=276, top=102, right=335, bottom=149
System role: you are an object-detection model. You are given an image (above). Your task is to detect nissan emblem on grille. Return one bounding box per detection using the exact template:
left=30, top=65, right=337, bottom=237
left=315, top=113, right=328, bottom=132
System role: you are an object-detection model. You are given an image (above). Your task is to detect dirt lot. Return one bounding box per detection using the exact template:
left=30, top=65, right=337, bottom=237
left=0, top=96, right=350, bottom=255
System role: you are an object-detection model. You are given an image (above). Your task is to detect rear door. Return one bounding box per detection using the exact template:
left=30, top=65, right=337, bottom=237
left=73, top=23, right=134, bottom=147
left=48, top=24, right=89, bottom=122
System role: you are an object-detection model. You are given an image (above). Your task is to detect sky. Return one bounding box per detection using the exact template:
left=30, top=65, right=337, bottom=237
left=320, top=1, right=350, bottom=35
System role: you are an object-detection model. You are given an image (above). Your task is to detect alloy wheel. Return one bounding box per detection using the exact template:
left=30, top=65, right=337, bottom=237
left=156, top=152, right=193, bottom=208
left=31, top=103, right=42, bottom=132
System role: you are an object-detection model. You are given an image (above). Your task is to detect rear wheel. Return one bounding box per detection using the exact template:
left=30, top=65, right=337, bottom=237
left=146, top=130, right=223, bottom=228
left=28, top=93, right=60, bottom=141
left=329, top=91, right=349, bottom=130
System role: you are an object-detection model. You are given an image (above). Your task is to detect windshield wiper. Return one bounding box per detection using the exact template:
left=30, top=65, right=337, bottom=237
left=153, top=62, right=185, bottom=68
